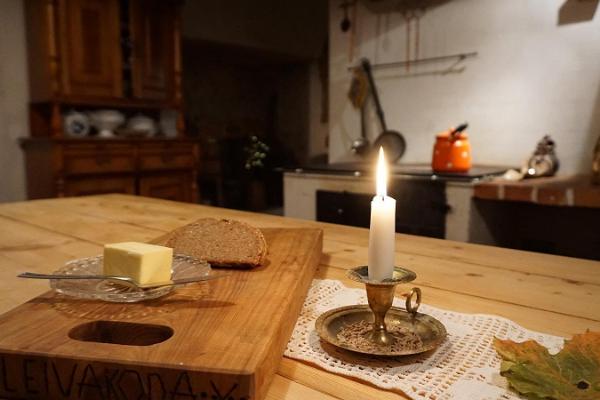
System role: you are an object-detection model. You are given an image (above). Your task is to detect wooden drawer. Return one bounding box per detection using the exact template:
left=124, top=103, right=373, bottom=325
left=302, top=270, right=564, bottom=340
left=62, top=142, right=134, bottom=153
left=138, top=141, right=196, bottom=171
left=63, top=176, right=135, bottom=197
left=140, top=142, right=191, bottom=153
left=22, top=138, right=198, bottom=200
left=62, top=143, right=136, bottom=175
left=139, top=152, right=194, bottom=171
left=139, top=173, right=193, bottom=202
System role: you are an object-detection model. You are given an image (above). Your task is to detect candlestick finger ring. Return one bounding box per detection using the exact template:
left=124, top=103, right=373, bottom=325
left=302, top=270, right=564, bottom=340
left=405, top=287, right=421, bottom=315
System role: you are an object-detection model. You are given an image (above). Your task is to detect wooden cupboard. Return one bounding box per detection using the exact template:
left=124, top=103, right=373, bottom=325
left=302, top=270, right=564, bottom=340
left=130, top=0, right=177, bottom=101
left=25, top=0, right=182, bottom=109
left=22, top=0, right=195, bottom=202
left=58, top=0, right=123, bottom=99
left=21, top=138, right=199, bottom=202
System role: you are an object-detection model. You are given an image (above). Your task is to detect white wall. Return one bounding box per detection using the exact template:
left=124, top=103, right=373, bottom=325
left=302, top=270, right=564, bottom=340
left=0, top=0, right=28, bottom=202
left=328, top=0, right=600, bottom=174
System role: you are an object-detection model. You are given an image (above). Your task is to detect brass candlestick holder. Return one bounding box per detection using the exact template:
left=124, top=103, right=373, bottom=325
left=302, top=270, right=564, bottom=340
left=347, top=266, right=420, bottom=346
left=316, top=265, right=447, bottom=356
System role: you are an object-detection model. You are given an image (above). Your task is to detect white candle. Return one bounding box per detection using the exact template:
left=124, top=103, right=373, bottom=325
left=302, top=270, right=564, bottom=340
left=368, top=147, right=396, bottom=280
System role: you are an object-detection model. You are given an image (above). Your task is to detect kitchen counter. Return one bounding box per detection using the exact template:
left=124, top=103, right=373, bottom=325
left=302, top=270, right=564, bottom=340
left=0, top=194, right=599, bottom=399
left=474, top=174, right=600, bottom=208
left=283, top=169, right=489, bottom=243
left=286, top=162, right=509, bottom=182
left=283, top=164, right=509, bottom=244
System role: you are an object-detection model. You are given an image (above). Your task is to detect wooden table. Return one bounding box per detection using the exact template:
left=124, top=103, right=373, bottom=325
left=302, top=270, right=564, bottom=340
left=1, top=194, right=599, bottom=400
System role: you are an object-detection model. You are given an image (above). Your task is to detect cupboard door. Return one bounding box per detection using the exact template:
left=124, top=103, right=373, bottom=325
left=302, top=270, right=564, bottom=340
left=58, top=0, right=122, bottom=98
left=139, top=173, right=193, bottom=202
left=130, top=0, right=175, bottom=101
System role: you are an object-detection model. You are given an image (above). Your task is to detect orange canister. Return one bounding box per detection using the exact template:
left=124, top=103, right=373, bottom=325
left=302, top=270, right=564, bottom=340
left=432, top=126, right=472, bottom=173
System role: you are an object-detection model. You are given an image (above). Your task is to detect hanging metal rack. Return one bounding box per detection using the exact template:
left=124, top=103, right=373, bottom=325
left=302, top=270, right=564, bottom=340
left=347, top=51, right=478, bottom=71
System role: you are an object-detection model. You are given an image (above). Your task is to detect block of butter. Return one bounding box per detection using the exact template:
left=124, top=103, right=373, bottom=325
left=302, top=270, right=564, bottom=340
left=103, top=242, right=173, bottom=286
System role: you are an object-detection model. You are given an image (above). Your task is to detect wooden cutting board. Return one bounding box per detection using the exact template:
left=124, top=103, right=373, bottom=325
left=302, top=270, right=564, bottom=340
left=0, top=227, right=322, bottom=400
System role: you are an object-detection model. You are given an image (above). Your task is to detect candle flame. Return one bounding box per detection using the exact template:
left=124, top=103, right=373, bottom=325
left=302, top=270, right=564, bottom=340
left=376, top=147, right=387, bottom=197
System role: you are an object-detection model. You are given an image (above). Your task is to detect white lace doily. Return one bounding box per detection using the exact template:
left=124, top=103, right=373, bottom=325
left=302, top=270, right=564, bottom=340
left=285, top=279, right=564, bottom=400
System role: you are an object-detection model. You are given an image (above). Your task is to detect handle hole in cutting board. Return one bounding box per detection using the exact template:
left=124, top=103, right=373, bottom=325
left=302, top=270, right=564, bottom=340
left=69, top=320, right=174, bottom=346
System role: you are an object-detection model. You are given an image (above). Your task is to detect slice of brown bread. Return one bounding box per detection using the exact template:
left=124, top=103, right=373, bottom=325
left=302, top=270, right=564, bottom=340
left=158, top=218, right=267, bottom=268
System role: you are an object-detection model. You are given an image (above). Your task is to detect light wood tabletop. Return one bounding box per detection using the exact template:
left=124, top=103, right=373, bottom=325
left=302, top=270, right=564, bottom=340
left=0, top=194, right=599, bottom=400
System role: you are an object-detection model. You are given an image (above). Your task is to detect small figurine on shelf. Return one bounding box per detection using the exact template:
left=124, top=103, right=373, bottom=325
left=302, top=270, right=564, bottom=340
left=523, top=135, right=560, bottom=178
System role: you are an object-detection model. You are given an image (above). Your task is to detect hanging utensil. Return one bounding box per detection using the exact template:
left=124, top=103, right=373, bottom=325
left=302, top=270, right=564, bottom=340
left=348, top=0, right=357, bottom=61
left=351, top=105, right=370, bottom=155
left=593, top=134, right=600, bottom=184
left=340, top=1, right=352, bottom=32
left=348, top=66, right=370, bottom=155
left=361, top=58, right=407, bottom=162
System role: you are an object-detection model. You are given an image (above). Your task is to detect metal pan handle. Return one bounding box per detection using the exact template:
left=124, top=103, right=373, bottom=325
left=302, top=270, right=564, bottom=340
left=361, top=58, right=388, bottom=131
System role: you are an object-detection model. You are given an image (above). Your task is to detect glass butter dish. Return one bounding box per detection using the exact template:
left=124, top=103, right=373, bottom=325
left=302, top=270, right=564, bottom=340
left=48, top=254, right=211, bottom=303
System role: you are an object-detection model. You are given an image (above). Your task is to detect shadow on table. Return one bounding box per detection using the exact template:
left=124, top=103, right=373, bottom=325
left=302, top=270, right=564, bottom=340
left=320, top=340, right=442, bottom=368
left=38, top=288, right=234, bottom=321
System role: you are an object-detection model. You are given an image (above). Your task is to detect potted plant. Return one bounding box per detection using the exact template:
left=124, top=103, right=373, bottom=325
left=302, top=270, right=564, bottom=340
left=244, top=136, right=270, bottom=210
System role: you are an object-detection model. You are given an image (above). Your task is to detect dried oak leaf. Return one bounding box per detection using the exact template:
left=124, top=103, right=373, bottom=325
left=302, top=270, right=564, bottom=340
left=493, top=331, right=600, bottom=400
